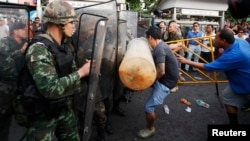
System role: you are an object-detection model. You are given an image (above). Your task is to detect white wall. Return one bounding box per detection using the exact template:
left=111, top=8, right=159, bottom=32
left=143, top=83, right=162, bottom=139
left=0, top=0, right=18, bottom=3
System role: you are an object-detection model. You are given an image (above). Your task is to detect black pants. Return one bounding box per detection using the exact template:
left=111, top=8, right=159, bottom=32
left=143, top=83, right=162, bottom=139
left=0, top=114, right=12, bottom=141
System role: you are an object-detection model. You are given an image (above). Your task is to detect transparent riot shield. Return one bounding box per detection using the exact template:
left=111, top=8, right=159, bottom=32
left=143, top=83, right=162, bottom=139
left=76, top=0, right=118, bottom=101
left=0, top=5, right=30, bottom=140
left=74, top=12, right=108, bottom=141
left=119, top=10, right=138, bottom=39
left=0, top=5, right=29, bottom=78
left=75, top=1, right=118, bottom=140
left=113, top=19, right=127, bottom=103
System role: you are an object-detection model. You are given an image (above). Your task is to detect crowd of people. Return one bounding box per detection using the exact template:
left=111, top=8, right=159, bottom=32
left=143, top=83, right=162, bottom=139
left=1, top=0, right=250, bottom=141
left=135, top=13, right=250, bottom=139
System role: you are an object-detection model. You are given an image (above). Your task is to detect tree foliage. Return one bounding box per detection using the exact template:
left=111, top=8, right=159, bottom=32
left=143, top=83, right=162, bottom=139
left=126, top=0, right=157, bottom=13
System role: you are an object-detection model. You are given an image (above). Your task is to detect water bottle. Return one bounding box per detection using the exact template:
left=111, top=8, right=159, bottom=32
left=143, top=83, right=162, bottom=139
left=181, top=98, right=191, bottom=106
left=195, top=99, right=210, bottom=108
left=164, top=104, right=170, bottom=114
left=194, top=76, right=202, bottom=80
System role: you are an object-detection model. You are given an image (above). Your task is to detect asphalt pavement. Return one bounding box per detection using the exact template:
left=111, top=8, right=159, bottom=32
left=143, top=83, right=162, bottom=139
left=104, top=82, right=250, bottom=141
left=9, top=81, right=250, bottom=141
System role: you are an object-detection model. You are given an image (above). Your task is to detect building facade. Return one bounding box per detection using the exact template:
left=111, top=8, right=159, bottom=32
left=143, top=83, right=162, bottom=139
left=156, top=0, right=228, bottom=33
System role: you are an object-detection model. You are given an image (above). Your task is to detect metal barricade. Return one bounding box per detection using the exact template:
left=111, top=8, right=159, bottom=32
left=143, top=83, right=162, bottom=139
left=166, top=36, right=228, bottom=85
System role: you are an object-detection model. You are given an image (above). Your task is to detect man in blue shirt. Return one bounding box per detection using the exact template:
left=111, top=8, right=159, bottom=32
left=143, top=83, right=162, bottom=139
left=185, top=22, right=203, bottom=71
left=177, top=28, right=250, bottom=124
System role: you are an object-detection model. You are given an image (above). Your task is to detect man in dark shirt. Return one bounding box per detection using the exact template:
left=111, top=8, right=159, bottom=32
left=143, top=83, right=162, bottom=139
left=32, top=17, right=44, bottom=36
left=136, top=27, right=179, bottom=139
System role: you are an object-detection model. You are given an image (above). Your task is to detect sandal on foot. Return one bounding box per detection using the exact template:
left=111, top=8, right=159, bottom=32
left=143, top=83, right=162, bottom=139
left=136, top=127, right=156, bottom=139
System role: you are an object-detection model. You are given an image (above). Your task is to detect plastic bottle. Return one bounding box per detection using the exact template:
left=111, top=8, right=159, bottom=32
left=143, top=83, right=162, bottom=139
left=181, top=98, right=191, bottom=106
left=164, top=104, right=170, bottom=114
left=195, top=99, right=210, bottom=108
left=194, top=76, right=202, bottom=80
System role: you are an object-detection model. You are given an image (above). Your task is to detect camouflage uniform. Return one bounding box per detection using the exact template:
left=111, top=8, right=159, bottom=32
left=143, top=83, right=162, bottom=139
left=0, top=21, right=27, bottom=141
left=24, top=1, right=82, bottom=141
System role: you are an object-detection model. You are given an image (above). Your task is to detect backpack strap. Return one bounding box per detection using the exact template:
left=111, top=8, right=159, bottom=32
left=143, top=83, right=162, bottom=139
left=38, top=34, right=53, bottom=43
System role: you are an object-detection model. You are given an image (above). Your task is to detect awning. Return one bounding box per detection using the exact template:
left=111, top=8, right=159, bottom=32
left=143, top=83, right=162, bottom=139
left=158, top=0, right=228, bottom=11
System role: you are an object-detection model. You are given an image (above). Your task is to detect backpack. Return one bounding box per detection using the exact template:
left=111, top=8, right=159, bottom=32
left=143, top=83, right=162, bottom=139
left=13, top=34, right=76, bottom=127
left=13, top=35, right=50, bottom=127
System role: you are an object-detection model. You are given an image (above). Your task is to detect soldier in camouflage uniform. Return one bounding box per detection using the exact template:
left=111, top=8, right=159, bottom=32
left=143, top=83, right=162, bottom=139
left=0, top=20, right=28, bottom=141
left=24, top=0, right=91, bottom=141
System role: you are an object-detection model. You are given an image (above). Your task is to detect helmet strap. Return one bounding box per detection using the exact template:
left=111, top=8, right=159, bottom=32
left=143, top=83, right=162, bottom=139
left=59, top=24, right=66, bottom=36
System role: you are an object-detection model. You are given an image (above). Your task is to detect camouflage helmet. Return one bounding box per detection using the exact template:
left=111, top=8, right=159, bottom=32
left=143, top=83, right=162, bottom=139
left=43, top=0, right=78, bottom=25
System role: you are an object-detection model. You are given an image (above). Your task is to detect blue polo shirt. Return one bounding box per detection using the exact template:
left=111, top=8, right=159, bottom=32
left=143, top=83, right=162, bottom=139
left=204, top=39, right=250, bottom=94
left=186, top=30, right=203, bottom=45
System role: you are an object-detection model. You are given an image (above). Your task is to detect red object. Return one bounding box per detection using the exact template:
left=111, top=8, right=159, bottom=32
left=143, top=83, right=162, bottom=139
left=181, top=98, right=191, bottom=106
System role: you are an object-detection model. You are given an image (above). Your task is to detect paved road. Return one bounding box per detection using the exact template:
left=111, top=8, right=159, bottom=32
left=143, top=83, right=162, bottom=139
left=104, top=83, right=250, bottom=141
left=10, top=82, right=250, bottom=141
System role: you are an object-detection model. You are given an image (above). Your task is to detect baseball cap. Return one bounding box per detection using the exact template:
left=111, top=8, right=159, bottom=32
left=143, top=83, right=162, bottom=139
left=9, top=20, right=27, bottom=35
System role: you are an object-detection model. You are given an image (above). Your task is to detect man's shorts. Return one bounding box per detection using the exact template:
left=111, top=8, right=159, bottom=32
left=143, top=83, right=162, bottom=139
left=220, top=85, right=248, bottom=108
left=145, top=81, right=170, bottom=113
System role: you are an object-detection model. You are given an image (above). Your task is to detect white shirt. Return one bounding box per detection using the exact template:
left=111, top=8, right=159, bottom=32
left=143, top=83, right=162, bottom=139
left=0, top=24, right=9, bottom=39
left=201, top=32, right=216, bottom=52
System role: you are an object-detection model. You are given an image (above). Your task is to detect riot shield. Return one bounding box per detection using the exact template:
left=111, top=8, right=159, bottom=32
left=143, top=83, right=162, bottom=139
left=76, top=1, right=118, bottom=140
left=0, top=5, right=29, bottom=78
left=119, top=10, right=138, bottom=39
left=74, top=12, right=108, bottom=141
left=0, top=4, right=30, bottom=140
left=76, top=3, right=118, bottom=140
left=113, top=19, right=127, bottom=103
left=76, top=0, right=118, bottom=102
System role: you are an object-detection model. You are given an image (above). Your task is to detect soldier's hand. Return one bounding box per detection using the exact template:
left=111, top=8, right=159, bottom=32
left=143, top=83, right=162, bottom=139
left=77, top=59, right=96, bottom=78
left=21, top=42, right=28, bottom=54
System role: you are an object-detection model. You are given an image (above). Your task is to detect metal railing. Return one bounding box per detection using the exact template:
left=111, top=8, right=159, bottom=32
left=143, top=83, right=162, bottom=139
left=166, top=36, right=228, bottom=85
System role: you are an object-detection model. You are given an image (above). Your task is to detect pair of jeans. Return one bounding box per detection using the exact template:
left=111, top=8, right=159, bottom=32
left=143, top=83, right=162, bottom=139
left=145, top=81, right=170, bottom=113
left=185, top=44, right=201, bottom=71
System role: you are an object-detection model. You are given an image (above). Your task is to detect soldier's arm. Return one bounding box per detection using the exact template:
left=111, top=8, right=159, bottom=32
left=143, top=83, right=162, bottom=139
left=0, top=41, right=18, bottom=80
left=26, top=44, right=82, bottom=99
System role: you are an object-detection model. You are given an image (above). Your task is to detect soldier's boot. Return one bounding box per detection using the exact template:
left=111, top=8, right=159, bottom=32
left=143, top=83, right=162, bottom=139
left=105, top=119, right=114, bottom=135
left=96, top=128, right=105, bottom=141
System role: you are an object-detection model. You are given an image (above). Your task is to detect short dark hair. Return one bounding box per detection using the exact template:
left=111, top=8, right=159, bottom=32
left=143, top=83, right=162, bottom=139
left=218, top=28, right=235, bottom=44
left=9, top=20, right=26, bottom=36
left=207, top=24, right=213, bottom=29
left=146, top=27, right=161, bottom=39
left=237, top=27, right=246, bottom=33
left=159, top=21, right=166, bottom=26
left=193, top=22, right=199, bottom=26
left=168, top=20, right=176, bottom=26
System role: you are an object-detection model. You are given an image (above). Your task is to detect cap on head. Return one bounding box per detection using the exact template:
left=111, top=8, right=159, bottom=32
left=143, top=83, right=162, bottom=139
left=9, top=20, right=26, bottom=34
left=10, top=20, right=26, bottom=30
left=43, top=0, right=78, bottom=25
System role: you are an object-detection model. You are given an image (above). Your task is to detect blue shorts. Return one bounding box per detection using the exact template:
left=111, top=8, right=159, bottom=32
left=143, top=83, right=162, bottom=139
left=145, top=81, right=170, bottom=113
left=220, top=85, right=248, bottom=108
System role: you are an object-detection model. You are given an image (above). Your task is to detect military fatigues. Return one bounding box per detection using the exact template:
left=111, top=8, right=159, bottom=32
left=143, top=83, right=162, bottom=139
left=22, top=1, right=83, bottom=140
left=24, top=34, right=82, bottom=141
left=0, top=36, right=26, bottom=141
